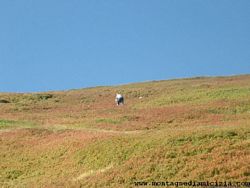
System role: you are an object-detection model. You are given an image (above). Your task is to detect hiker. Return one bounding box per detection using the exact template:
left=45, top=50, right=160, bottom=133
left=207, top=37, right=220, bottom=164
left=115, top=93, right=124, bottom=106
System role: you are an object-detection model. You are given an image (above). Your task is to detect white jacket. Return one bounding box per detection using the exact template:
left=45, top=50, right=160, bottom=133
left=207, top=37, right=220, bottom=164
left=115, top=94, right=123, bottom=101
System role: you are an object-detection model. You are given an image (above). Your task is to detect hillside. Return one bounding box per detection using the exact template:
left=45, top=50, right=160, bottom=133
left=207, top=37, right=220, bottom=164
left=0, top=75, right=250, bottom=187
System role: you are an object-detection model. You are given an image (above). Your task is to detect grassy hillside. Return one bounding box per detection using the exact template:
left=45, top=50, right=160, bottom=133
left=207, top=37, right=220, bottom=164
left=0, top=75, right=250, bottom=187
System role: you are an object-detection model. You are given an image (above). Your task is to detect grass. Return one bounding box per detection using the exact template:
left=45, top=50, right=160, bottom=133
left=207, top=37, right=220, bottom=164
left=207, top=99, right=250, bottom=115
left=0, top=74, right=250, bottom=187
left=137, top=86, right=250, bottom=108
left=75, top=125, right=250, bottom=187
left=0, top=119, right=37, bottom=129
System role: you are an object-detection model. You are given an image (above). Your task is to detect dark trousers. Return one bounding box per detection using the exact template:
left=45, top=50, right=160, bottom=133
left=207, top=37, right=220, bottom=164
left=117, top=97, right=124, bottom=105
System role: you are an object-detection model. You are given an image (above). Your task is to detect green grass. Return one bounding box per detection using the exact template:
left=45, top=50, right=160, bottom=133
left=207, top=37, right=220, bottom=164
left=207, top=100, right=250, bottom=115
left=75, top=125, right=250, bottom=187
left=0, top=119, right=37, bottom=129
left=75, top=134, right=159, bottom=171
left=137, top=87, right=250, bottom=108
left=95, top=118, right=123, bottom=125
left=94, top=116, right=136, bottom=125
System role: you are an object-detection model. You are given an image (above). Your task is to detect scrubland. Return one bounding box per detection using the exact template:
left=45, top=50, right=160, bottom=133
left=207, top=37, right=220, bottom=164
left=0, top=75, right=250, bottom=187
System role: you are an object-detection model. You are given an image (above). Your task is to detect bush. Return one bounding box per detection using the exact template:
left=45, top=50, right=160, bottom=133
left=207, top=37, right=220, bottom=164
left=0, top=99, right=10, bottom=103
left=35, top=94, right=53, bottom=100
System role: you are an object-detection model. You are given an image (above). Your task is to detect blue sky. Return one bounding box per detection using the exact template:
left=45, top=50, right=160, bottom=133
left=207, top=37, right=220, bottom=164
left=0, top=0, right=250, bottom=92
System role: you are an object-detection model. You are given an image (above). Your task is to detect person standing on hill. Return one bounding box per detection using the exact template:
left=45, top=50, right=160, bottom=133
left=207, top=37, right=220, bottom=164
left=115, top=93, right=124, bottom=106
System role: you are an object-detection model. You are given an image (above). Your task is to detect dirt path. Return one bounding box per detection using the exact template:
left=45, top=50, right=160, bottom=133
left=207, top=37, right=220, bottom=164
left=79, top=127, right=143, bottom=134
left=74, top=164, right=114, bottom=181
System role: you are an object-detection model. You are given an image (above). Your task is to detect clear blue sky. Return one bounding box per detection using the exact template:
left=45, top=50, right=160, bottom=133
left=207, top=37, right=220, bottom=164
left=0, top=0, right=250, bottom=92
